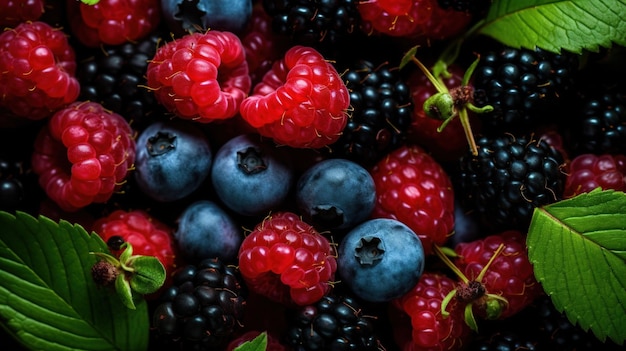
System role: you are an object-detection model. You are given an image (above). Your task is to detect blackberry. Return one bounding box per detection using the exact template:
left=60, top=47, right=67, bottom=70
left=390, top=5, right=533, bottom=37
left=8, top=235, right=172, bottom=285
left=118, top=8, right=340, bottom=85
left=437, top=0, right=492, bottom=15
left=532, top=296, right=623, bottom=351
left=261, top=0, right=362, bottom=55
left=456, top=133, right=565, bottom=231
left=472, top=44, right=578, bottom=135
left=150, top=258, right=246, bottom=351
left=470, top=330, right=539, bottom=351
left=328, top=60, right=413, bottom=167
left=284, top=294, right=384, bottom=351
left=76, top=29, right=167, bottom=131
left=569, top=88, right=626, bottom=155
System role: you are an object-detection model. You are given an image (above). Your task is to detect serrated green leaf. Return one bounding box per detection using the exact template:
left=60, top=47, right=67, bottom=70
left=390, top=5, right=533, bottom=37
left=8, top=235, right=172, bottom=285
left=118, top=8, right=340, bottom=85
left=0, top=211, right=149, bottom=350
left=527, top=189, right=626, bottom=345
left=233, top=331, right=268, bottom=351
left=478, top=0, right=626, bottom=53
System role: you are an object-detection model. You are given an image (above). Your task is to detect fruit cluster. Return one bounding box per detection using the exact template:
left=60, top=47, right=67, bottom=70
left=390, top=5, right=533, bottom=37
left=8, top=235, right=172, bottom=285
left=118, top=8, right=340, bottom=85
left=1, top=0, right=625, bottom=351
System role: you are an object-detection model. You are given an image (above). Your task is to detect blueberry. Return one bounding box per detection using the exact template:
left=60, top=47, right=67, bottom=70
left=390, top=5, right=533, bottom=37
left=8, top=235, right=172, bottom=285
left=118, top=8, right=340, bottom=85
left=296, top=158, right=376, bottom=231
left=134, top=120, right=212, bottom=202
left=210, top=134, right=294, bottom=216
left=175, top=200, right=243, bottom=264
left=337, top=218, right=425, bottom=302
left=161, top=0, right=253, bottom=36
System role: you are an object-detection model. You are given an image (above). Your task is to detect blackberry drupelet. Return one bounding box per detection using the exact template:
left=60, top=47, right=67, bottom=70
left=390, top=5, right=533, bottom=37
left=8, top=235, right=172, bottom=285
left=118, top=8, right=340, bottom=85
left=456, top=133, right=565, bottom=231
left=437, top=0, right=492, bottom=15
left=76, top=29, right=167, bottom=131
left=261, top=0, right=362, bottom=55
left=151, top=258, right=246, bottom=351
left=328, top=60, right=413, bottom=167
left=569, top=87, right=626, bottom=155
left=0, top=157, right=41, bottom=214
left=472, top=44, right=578, bottom=135
left=285, top=294, right=384, bottom=351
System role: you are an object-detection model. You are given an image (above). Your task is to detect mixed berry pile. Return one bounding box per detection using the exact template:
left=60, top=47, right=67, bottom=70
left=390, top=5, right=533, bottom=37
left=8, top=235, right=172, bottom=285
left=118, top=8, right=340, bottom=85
left=1, top=0, right=625, bottom=350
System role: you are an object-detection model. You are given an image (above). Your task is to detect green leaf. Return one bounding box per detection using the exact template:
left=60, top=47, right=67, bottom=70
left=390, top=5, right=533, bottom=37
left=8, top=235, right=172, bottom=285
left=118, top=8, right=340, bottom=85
left=0, top=211, right=149, bottom=350
left=527, top=189, right=626, bottom=345
left=478, top=0, right=626, bottom=53
left=128, top=256, right=166, bottom=295
left=233, top=331, right=268, bottom=351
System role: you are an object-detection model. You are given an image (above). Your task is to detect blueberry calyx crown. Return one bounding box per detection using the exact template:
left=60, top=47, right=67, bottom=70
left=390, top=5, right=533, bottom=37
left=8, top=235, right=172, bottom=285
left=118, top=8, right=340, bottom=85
left=173, top=0, right=206, bottom=32
left=147, top=131, right=176, bottom=156
left=237, top=147, right=267, bottom=174
left=355, top=236, right=385, bottom=265
left=311, top=205, right=344, bottom=229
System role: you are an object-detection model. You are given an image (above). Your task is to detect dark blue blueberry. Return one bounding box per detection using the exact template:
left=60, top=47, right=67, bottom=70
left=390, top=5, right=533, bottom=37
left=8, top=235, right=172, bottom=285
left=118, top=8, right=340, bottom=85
left=174, top=200, right=243, bottom=263
left=210, top=134, right=294, bottom=216
left=134, top=120, right=212, bottom=202
left=161, top=0, right=253, bottom=36
left=296, top=158, right=375, bottom=231
left=337, top=218, right=425, bottom=302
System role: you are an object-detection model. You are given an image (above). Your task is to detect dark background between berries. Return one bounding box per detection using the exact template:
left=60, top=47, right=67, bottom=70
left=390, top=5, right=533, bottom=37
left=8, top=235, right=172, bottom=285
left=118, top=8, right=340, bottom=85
left=1, top=0, right=625, bottom=351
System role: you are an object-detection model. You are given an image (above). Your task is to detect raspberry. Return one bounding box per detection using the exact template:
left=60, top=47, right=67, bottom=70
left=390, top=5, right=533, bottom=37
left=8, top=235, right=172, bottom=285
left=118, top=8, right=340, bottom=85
left=369, top=144, right=455, bottom=254
left=0, top=21, right=80, bottom=120
left=563, top=153, right=626, bottom=198
left=239, top=45, right=350, bottom=148
left=66, top=0, right=161, bottom=47
left=0, top=0, right=45, bottom=27
left=357, top=0, right=472, bottom=40
left=454, top=230, right=543, bottom=319
left=91, top=209, right=177, bottom=275
left=237, top=212, right=337, bottom=306
left=146, top=30, right=251, bottom=123
left=391, top=272, right=471, bottom=351
left=31, top=101, right=136, bottom=212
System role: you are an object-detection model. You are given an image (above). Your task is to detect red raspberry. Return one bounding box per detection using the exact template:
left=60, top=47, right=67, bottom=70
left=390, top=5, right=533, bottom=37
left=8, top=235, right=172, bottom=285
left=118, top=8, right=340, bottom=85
left=66, top=0, right=161, bottom=47
left=407, top=64, right=482, bottom=163
left=454, top=230, right=543, bottom=320
left=358, top=0, right=472, bottom=40
left=237, top=212, right=337, bottom=306
left=0, top=0, right=44, bottom=27
left=91, top=209, right=177, bottom=275
left=0, top=21, right=79, bottom=120
left=391, top=272, right=471, bottom=351
left=146, top=30, right=251, bottom=123
left=563, top=153, right=626, bottom=198
left=31, top=101, right=136, bottom=212
left=239, top=45, right=350, bottom=149
left=369, top=144, right=455, bottom=254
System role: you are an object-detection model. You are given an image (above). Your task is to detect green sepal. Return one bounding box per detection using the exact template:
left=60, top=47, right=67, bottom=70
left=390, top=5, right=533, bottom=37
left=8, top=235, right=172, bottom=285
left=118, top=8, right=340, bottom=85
left=118, top=242, right=134, bottom=271
left=440, top=288, right=458, bottom=318
left=91, top=251, right=122, bottom=267
left=464, top=303, right=478, bottom=332
left=115, top=274, right=137, bottom=310
left=127, top=256, right=166, bottom=294
left=81, top=0, right=100, bottom=4
left=400, top=46, right=419, bottom=70
left=233, top=331, right=268, bottom=351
